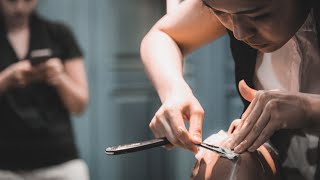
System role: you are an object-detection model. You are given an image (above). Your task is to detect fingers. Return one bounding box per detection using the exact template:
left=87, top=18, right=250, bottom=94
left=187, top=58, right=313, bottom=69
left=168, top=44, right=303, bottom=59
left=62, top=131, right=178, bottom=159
left=224, top=119, right=242, bottom=148
left=15, top=73, right=28, bottom=87
left=19, top=60, right=31, bottom=67
left=177, top=127, right=198, bottom=153
left=148, top=91, right=204, bottom=154
left=227, top=119, right=242, bottom=134
left=234, top=106, right=270, bottom=153
left=18, top=60, right=32, bottom=74
left=33, top=58, right=63, bottom=72
left=227, top=88, right=283, bottom=153
left=241, top=94, right=258, bottom=120
left=165, top=109, right=198, bottom=153
left=247, top=123, right=276, bottom=152
left=149, top=117, right=175, bottom=150
left=150, top=114, right=176, bottom=142
left=149, top=107, right=197, bottom=153
left=160, top=115, right=178, bottom=142
left=32, top=58, right=64, bottom=85
left=228, top=94, right=278, bottom=153
left=189, top=106, right=204, bottom=144
left=226, top=92, right=263, bottom=150
left=240, top=80, right=259, bottom=124
left=239, top=80, right=256, bottom=102
left=149, top=117, right=162, bottom=138
left=7, top=61, right=33, bottom=87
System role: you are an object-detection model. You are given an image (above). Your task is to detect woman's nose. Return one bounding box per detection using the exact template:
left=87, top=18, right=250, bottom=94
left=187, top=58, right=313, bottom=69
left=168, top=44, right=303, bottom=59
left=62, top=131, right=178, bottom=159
left=232, top=15, right=255, bottom=41
left=14, top=0, right=27, bottom=12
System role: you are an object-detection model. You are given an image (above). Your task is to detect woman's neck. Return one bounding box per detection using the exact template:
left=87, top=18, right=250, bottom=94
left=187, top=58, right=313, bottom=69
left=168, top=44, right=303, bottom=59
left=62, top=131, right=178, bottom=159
left=4, top=16, right=29, bottom=33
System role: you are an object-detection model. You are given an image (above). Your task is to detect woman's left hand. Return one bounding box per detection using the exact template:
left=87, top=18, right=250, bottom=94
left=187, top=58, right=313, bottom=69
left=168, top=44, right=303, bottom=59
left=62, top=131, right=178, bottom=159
left=35, top=58, right=65, bottom=86
left=225, top=80, right=312, bottom=153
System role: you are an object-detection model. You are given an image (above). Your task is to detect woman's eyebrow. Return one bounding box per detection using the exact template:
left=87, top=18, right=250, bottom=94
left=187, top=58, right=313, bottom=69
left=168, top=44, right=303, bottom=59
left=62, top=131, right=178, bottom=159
left=202, top=0, right=266, bottom=15
left=202, top=0, right=212, bottom=8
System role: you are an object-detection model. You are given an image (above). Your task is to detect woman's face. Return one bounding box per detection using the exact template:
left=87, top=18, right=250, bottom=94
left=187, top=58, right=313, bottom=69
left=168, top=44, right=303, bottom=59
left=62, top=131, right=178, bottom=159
left=203, top=0, right=310, bottom=52
left=0, top=0, right=38, bottom=22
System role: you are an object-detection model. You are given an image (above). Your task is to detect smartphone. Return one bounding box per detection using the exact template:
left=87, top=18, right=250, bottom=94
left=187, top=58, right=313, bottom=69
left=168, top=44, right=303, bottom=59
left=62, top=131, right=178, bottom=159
left=29, top=48, right=53, bottom=66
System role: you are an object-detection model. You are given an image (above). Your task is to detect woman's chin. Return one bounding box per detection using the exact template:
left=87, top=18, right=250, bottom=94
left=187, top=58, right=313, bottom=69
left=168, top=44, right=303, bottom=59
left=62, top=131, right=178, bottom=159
left=255, top=43, right=285, bottom=53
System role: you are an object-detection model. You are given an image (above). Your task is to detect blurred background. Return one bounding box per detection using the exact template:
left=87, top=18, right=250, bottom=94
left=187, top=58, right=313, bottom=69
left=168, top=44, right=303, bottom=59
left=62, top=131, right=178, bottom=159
left=37, top=0, right=243, bottom=179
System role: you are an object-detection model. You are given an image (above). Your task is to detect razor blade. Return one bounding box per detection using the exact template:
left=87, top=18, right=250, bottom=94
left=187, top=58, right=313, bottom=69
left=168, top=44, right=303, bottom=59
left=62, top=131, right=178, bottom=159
left=105, top=137, right=239, bottom=160
left=198, top=143, right=239, bottom=160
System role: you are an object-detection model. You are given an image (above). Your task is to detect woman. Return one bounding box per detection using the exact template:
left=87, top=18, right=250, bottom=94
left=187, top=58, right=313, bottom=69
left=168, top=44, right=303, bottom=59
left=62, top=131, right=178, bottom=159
left=0, top=0, right=89, bottom=179
left=140, top=0, right=319, bottom=179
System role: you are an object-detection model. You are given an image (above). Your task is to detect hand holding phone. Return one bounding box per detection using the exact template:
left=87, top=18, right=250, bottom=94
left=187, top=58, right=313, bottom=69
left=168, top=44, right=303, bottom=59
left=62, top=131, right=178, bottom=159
left=29, top=48, right=53, bottom=66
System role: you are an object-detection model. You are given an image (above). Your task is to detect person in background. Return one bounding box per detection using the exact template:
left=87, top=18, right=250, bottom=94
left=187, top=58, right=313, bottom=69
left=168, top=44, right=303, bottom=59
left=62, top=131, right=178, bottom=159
left=0, top=0, right=89, bottom=179
left=140, top=0, right=319, bottom=179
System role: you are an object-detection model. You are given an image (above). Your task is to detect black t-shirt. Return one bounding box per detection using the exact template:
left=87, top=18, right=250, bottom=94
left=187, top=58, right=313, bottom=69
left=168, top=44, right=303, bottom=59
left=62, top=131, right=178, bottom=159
left=0, top=14, right=83, bottom=170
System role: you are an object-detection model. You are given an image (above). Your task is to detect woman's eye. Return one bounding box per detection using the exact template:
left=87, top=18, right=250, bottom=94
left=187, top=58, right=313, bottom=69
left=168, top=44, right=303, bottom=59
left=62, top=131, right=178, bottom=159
left=212, top=9, right=230, bottom=19
left=212, top=9, right=226, bottom=16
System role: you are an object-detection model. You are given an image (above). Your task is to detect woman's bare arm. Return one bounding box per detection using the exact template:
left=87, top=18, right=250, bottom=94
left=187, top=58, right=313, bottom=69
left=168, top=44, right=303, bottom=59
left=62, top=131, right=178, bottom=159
left=141, top=0, right=226, bottom=101
left=0, top=58, right=89, bottom=116
left=49, top=58, right=89, bottom=115
left=140, top=0, right=226, bottom=151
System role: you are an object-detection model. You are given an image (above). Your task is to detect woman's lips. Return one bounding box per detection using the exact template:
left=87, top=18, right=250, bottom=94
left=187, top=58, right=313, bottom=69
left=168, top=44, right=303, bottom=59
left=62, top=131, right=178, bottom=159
left=249, top=42, right=268, bottom=49
left=243, top=38, right=274, bottom=52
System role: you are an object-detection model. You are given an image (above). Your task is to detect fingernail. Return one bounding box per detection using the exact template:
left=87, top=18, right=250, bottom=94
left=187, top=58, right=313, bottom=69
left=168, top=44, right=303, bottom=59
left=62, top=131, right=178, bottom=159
left=178, top=127, right=184, bottom=134
left=234, top=145, right=242, bottom=153
left=192, top=147, right=199, bottom=154
left=234, top=140, right=247, bottom=153
left=225, top=137, right=232, bottom=143
left=195, top=149, right=203, bottom=160
left=248, top=147, right=255, bottom=152
left=193, top=134, right=201, bottom=143
left=225, top=138, right=234, bottom=147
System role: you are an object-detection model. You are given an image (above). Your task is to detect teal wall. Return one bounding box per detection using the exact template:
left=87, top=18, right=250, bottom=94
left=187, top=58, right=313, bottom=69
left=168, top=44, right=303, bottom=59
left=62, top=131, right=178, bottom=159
left=37, top=0, right=243, bottom=179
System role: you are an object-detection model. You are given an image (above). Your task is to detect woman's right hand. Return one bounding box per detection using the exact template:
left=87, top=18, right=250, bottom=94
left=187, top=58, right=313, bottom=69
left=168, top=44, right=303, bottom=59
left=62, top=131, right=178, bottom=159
left=149, top=82, right=204, bottom=153
left=3, top=60, right=33, bottom=88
